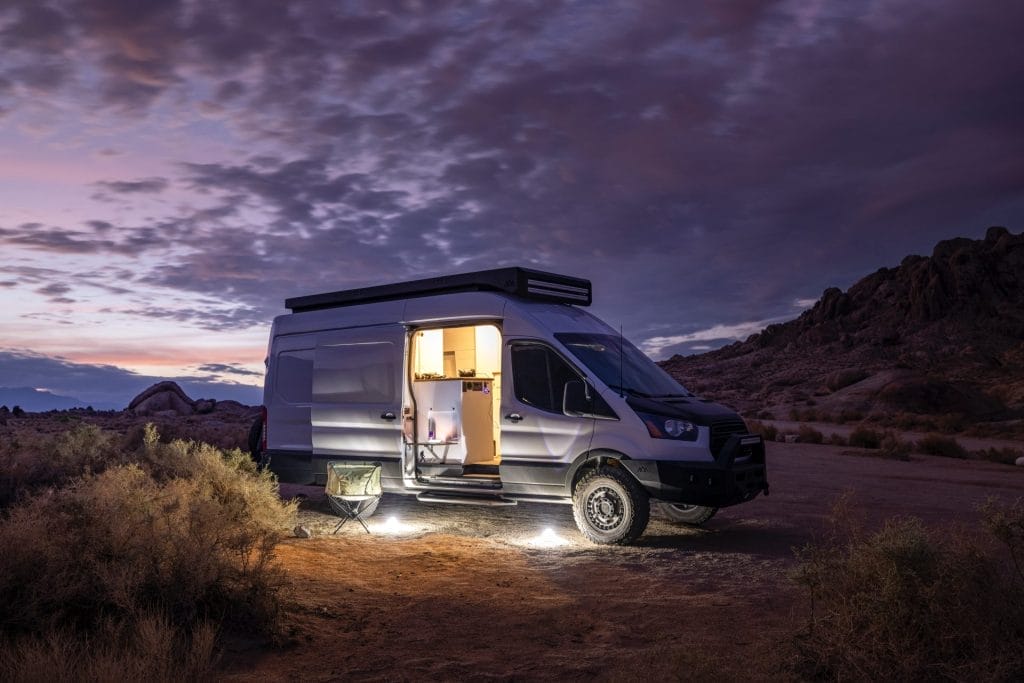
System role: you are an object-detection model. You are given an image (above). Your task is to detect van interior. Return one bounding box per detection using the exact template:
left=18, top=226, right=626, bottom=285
left=408, top=324, right=502, bottom=485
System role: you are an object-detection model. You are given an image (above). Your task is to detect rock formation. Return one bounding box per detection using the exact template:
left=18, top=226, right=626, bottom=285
left=128, top=381, right=201, bottom=416
left=661, top=227, right=1024, bottom=420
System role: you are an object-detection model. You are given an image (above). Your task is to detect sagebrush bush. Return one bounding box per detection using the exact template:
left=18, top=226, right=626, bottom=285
left=0, top=425, right=296, bottom=678
left=0, top=424, right=122, bottom=507
left=916, top=433, right=968, bottom=459
left=797, top=425, right=824, bottom=444
left=878, top=431, right=912, bottom=460
left=0, top=614, right=217, bottom=683
left=789, top=501, right=1024, bottom=681
left=746, top=419, right=778, bottom=442
left=975, top=446, right=1024, bottom=466
left=847, top=426, right=882, bottom=449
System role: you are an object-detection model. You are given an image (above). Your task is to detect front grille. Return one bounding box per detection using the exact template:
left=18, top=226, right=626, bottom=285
left=710, top=419, right=747, bottom=456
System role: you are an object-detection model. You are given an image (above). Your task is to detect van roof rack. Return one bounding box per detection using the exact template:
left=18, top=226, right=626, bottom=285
left=286, top=267, right=592, bottom=313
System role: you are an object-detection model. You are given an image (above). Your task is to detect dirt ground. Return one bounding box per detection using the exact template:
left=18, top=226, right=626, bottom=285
left=219, top=442, right=1024, bottom=682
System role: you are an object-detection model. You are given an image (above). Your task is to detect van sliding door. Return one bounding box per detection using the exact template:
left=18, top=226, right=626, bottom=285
left=312, top=325, right=405, bottom=466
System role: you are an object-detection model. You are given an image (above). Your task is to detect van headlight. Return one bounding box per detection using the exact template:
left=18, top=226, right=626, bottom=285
left=637, top=412, right=698, bottom=441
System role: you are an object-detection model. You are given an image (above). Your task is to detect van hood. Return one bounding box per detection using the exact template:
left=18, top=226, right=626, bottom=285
left=624, top=394, right=742, bottom=426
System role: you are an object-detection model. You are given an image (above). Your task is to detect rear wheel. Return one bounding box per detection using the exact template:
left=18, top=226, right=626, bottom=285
left=572, top=466, right=650, bottom=545
left=660, top=503, right=717, bottom=526
left=247, top=416, right=266, bottom=468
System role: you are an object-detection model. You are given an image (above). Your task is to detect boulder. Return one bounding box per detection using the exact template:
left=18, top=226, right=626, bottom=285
left=129, top=381, right=195, bottom=416
left=194, top=399, right=216, bottom=414
left=1016, top=456, right=1024, bottom=467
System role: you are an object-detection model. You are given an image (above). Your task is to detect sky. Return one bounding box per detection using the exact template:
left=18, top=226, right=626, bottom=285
left=0, top=0, right=1021, bottom=408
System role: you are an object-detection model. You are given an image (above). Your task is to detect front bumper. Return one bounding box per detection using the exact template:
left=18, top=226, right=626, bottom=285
left=621, top=433, right=769, bottom=507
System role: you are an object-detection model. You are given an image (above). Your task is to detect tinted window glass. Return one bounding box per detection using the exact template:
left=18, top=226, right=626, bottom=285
left=555, top=333, right=691, bottom=398
left=510, top=343, right=579, bottom=413
left=314, top=342, right=396, bottom=404
left=275, top=349, right=313, bottom=404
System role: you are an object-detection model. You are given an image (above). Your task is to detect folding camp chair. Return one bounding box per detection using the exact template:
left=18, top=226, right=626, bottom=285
left=325, top=461, right=382, bottom=534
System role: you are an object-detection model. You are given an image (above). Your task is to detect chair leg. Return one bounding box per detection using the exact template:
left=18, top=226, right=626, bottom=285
left=330, top=498, right=375, bottom=535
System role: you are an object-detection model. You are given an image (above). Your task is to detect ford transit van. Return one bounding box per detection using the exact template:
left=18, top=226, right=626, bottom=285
left=255, top=267, right=767, bottom=544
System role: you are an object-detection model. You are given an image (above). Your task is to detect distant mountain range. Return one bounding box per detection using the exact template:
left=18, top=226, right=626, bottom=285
left=661, top=227, right=1024, bottom=422
left=0, top=387, right=95, bottom=412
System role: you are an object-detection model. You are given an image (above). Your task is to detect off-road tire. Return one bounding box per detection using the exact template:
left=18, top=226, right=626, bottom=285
left=248, top=416, right=264, bottom=464
left=659, top=503, right=718, bottom=526
left=572, top=466, right=650, bottom=545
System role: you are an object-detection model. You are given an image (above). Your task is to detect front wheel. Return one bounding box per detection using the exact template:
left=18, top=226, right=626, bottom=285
left=659, top=503, right=718, bottom=526
left=572, top=466, right=650, bottom=545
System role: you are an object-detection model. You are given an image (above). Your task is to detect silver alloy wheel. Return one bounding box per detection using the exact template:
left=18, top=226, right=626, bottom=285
left=586, top=485, right=625, bottom=531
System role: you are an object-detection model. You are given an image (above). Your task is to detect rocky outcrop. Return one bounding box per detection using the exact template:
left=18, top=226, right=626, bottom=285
left=661, top=227, right=1024, bottom=419
left=128, top=381, right=198, bottom=416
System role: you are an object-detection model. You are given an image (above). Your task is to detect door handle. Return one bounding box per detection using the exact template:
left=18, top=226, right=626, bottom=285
left=505, top=412, right=524, bottom=423
left=380, top=411, right=397, bottom=420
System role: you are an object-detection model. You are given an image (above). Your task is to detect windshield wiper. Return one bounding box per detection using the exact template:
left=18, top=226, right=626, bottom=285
left=649, top=393, right=693, bottom=398
left=607, top=384, right=654, bottom=398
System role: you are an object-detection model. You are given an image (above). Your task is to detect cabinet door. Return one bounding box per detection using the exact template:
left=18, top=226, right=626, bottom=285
left=312, top=325, right=405, bottom=462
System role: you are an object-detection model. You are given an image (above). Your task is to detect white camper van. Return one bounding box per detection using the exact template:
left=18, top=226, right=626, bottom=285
left=255, top=268, right=767, bottom=544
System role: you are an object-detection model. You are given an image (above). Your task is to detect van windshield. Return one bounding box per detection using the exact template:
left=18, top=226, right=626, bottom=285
left=554, top=333, right=692, bottom=398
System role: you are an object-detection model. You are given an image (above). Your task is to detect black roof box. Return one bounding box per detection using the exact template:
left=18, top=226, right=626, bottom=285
left=285, top=267, right=592, bottom=313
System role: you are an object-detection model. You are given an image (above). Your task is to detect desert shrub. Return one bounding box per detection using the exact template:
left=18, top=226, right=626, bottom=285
left=747, top=419, right=778, bottom=442
left=0, top=614, right=217, bottom=683
left=127, top=417, right=253, bottom=452
left=847, top=427, right=882, bottom=449
left=827, top=433, right=847, bottom=446
left=789, top=504, right=1024, bottom=681
left=825, top=368, right=868, bottom=392
left=935, top=413, right=967, bottom=433
left=833, top=408, right=864, bottom=425
left=797, top=425, right=823, bottom=444
left=0, top=426, right=295, bottom=652
left=789, top=407, right=823, bottom=422
left=916, top=433, right=968, bottom=459
left=0, top=424, right=124, bottom=507
left=975, top=446, right=1024, bottom=466
left=878, top=431, right=912, bottom=460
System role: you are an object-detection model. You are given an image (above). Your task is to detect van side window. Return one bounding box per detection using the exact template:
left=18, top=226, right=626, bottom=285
left=314, top=342, right=396, bottom=404
left=275, top=350, right=313, bottom=404
left=510, top=343, right=579, bottom=414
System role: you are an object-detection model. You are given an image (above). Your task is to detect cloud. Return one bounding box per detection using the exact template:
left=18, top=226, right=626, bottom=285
left=35, top=283, right=70, bottom=297
left=196, top=362, right=262, bottom=377
left=93, top=177, right=169, bottom=194
left=0, top=223, right=173, bottom=255
left=640, top=319, right=786, bottom=359
left=0, top=0, right=1021, bottom=373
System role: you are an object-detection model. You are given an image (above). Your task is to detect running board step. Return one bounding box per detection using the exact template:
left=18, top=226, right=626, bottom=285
left=424, top=476, right=502, bottom=489
left=416, top=492, right=517, bottom=506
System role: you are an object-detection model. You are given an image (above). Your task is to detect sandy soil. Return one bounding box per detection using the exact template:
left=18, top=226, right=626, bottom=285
left=219, top=443, right=1024, bottom=681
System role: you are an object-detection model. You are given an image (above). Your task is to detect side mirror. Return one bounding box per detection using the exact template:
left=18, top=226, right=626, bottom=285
left=563, top=380, right=592, bottom=417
